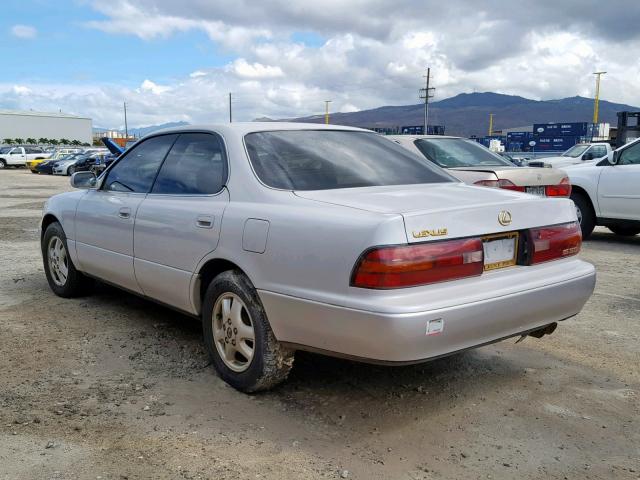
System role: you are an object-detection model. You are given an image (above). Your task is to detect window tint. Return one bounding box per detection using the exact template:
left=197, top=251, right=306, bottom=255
left=104, top=134, right=177, bottom=193
left=619, top=142, right=640, bottom=165
left=244, top=130, right=453, bottom=190
left=152, top=133, right=227, bottom=195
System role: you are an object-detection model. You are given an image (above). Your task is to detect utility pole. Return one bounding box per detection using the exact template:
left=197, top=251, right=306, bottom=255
left=419, top=68, right=435, bottom=135
left=488, top=113, right=494, bottom=136
left=228, top=93, right=233, bottom=123
left=324, top=100, right=332, bottom=125
left=123, top=101, right=128, bottom=138
left=592, top=71, right=606, bottom=124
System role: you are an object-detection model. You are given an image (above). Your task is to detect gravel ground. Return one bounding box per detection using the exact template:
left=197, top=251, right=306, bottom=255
left=1, top=168, right=638, bottom=480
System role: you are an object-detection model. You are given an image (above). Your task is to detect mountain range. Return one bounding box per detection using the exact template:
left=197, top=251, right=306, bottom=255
left=270, top=92, right=640, bottom=137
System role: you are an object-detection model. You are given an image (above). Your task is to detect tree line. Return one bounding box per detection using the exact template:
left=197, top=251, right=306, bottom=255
left=2, top=138, right=90, bottom=146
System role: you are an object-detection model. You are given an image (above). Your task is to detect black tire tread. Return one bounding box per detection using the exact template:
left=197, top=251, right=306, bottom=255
left=570, top=191, right=595, bottom=239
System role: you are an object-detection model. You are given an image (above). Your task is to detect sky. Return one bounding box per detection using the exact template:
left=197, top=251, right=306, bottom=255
left=2, top=0, right=640, bottom=129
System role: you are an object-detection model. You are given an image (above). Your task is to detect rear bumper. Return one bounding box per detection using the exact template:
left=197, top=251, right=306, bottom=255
left=258, top=260, right=596, bottom=363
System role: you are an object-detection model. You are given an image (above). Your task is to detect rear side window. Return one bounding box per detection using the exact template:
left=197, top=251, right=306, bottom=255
left=151, top=133, right=227, bottom=195
left=104, top=134, right=177, bottom=193
left=244, top=130, right=453, bottom=190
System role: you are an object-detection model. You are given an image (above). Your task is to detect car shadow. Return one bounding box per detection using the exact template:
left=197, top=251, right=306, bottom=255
left=586, top=230, right=640, bottom=247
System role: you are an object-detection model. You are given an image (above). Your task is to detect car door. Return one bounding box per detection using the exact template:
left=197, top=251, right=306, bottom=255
left=9, top=147, right=26, bottom=165
left=74, top=134, right=178, bottom=292
left=133, top=132, right=229, bottom=312
left=598, top=141, right=640, bottom=221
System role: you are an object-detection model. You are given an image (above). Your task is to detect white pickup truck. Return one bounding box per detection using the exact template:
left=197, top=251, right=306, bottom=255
left=565, top=138, right=640, bottom=237
left=0, top=146, right=51, bottom=169
left=527, top=143, right=613, bottom=168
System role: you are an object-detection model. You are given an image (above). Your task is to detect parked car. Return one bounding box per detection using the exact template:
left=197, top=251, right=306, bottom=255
left=565, top=138, right=640, bottom=237
left=52, top=151, right=108, bottom=176
left=0, top=146, right=50, bottom=169
left=90, top=153, right=118, bottom=176
left=51, top=153, right=86, bottom=175
left=389, top=135, right=571, bottom=197
left=526, top=143, right=612, bottom=168
left=41, top=124, right=595, bottom=392
left=27, top=148, right=79, bottom=172
left=34, top=159, right=60, bottom=175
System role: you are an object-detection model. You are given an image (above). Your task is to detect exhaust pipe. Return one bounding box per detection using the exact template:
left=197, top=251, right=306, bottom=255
left=515, top=322, right=558, bottom=343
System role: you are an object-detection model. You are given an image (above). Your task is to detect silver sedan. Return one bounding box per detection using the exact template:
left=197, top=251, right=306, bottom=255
left=41, top=123, right=595, bottom=392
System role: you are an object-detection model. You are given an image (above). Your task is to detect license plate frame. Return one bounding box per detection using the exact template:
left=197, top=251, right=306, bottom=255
left=482, top=232, right=519, bottom=271
left=525, top=186, right=546, bottom=197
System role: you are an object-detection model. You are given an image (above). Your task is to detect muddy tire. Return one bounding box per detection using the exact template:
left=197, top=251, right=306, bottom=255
left=202, top=270, right=294, bottom=393
left=42, top=221, right=94, bottom=297
left=570, top=191, right=595, bottom=239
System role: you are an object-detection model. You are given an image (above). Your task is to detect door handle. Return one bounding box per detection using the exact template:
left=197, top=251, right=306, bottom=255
left=118, top=207, right=131, bottom=219
left=196, top=215, right=214, bottom=229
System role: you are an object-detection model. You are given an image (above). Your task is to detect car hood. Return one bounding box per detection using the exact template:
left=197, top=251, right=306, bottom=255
left=294, top=183, right=577, bottom=242
left=449, top=166, right=566, bottom=185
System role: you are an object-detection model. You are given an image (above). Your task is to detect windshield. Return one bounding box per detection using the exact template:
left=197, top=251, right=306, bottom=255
left=413, top=138, right=513, bottom=168
left=562, top=145, right=589, bottom=158
left=244, top=130, right=454, bottom=190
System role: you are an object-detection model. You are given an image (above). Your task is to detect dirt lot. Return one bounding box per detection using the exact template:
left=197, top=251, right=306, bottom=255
left=0, top=168, right=638, bottom=480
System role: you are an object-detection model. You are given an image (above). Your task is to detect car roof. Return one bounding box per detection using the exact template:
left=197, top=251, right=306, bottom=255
left=146, top=122, right=371, bottom=138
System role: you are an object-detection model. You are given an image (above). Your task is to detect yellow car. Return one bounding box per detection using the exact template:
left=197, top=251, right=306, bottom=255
left=26, top=158, right=48, bottom=173
left=27, top=148, right=81, bottom=173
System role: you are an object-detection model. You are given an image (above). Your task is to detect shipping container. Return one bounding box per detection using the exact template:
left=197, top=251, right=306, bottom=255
left=533, top=122, right=588, bottom=137
left=400, top=125, right=446, bottom=135
left=532, top=135, right=579, bottom=151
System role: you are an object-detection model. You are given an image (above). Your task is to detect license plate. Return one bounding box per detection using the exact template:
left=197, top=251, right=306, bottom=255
left=482, top=232, right=518, bottom=271
left=526, top=186, right=546, bottom=197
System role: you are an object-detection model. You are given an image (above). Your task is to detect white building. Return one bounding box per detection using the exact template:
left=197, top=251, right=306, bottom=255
left=0, top=109, right=92, bottom=144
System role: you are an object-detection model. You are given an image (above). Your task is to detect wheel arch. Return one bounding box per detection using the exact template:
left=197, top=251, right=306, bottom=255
left=41, top=213, right=61, bottom=240
left=192, top=258, right=251, bottom=315
left=571, top=185, right=596, bottom=215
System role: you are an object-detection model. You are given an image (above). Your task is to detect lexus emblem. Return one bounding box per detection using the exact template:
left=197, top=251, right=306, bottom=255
left=498, top=210, right=512, bottom=226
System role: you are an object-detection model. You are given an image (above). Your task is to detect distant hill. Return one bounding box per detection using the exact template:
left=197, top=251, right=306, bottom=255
left=273, top=93, right=640, bottom=137
left=93, top=121, right=189, bottom=137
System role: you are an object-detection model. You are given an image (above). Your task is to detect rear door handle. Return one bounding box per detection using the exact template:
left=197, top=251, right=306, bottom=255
left=118, top=207, right=131, bottom=219
left=196, top=215, right=214, bottom=229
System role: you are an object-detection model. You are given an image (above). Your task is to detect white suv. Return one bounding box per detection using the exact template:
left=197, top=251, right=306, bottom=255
left=565, top=138, right=640, bottom=237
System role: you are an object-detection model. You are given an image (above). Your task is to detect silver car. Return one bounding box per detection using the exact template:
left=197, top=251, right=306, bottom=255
left=389, top=135, right=572, bottom=198
left=41, top=123, right=595, bottom=392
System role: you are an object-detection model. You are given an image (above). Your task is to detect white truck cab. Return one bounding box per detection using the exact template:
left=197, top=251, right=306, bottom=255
left=528, top=143, right=613, bottom=169
left=0, top=146, right=50, bottom=168
left=566, top=138, right=640, bottom=237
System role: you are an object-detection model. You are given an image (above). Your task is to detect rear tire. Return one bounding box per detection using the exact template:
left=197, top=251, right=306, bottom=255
left=42, top=222, right=94, bottom=297
left=202, top=270, right=294, bottom=393
left=0, top=159, right=6, bottom=169
left=607, top=226, right=640, bottom=237
left=570, top=192, right=595, bottom=239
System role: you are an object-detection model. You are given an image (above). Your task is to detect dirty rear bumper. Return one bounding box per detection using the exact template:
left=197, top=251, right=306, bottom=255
left=258, top=261, right=596, bottom=364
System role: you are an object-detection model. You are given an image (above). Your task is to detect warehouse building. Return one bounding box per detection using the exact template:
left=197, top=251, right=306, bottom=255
left=0, top=110, right=92, bottom=144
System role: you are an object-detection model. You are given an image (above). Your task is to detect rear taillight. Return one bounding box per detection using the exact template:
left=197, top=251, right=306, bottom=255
left=530, top=222, right=581, bottom=264
left=545, top=176, right=572, bottom=197
left=351, top=238, right=484, bottom=289
left=474, top=179, right=525, bottom=192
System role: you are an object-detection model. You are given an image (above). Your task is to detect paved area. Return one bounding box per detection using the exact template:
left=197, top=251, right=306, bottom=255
left=0, top=168, right=638, bottom=479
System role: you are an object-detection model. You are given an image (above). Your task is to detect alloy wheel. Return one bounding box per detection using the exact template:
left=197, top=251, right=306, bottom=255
left=47, top=236, right=68, bottom=286
left=212, top=293, right=255, bottom=372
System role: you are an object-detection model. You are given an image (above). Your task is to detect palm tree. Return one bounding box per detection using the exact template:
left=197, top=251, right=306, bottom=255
left=71, top=139, right=81, bottom=146
left=82, top=142, right=90, bottom=147
left=14, top=138, right=24, bottom=145
left=26, top=138, right=37, bottom=144
left=3, top=138, right=13, bottom=145
left=38, top=138, right=48, bottom=145
left=59, top=138, right=70, bottom=145
left=49, top=139, right=59, bottom=146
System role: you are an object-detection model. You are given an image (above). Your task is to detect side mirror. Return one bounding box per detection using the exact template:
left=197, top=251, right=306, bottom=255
left=70, top=171, right=97, bottom=189
left=607, top=151, right=616, bottom=165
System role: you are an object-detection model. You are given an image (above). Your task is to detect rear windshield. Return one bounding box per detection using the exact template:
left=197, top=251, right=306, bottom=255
left=414, top=138, right=513, bottom=168
left=244, top=130, right=454, bottom=190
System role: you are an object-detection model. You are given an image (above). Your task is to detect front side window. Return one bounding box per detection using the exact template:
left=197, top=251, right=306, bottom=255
left=103, top=134, right=177, bottom=193
left=589, top=146, right=607, bottom=158
left=244, top=130, right=453, bottom=190
left=619, top=142, right=640, bottom=166
left=414, top=138, right=512, bottom=168
left=152, top=133, right=227, bottom=195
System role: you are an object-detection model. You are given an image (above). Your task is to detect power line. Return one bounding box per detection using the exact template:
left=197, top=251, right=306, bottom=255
left=419, top=68, right=435, bottom=134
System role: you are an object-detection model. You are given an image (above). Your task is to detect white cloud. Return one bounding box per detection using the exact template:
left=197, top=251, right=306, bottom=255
left=12, top=85, right=32, bottom=95
left=139, top=79, right=171, bottom=95
left=10, top=24, right=37, bottom=39
left=230, top=59, right=284, bottom=79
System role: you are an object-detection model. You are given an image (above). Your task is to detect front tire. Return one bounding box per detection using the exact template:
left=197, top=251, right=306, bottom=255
left=68, top=166, right=76, bottom=175
left=42, top=222, right=94, bottom=297
left=608, top=226, right=640, bottom=237
left=202, top=270, right=294, bottom=392
left=570, top=192, right=595, bottom=238
left=0, top=159, right=6, bottom=169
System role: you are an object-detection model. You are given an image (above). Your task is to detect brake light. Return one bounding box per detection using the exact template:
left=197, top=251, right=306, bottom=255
left=530, top=222, right=581, bottom=264
left=351, top=238, right=484, bottom=289
left=545, top=176, right=572, bottom=197
left=474, top=179, right=525, bottom=192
